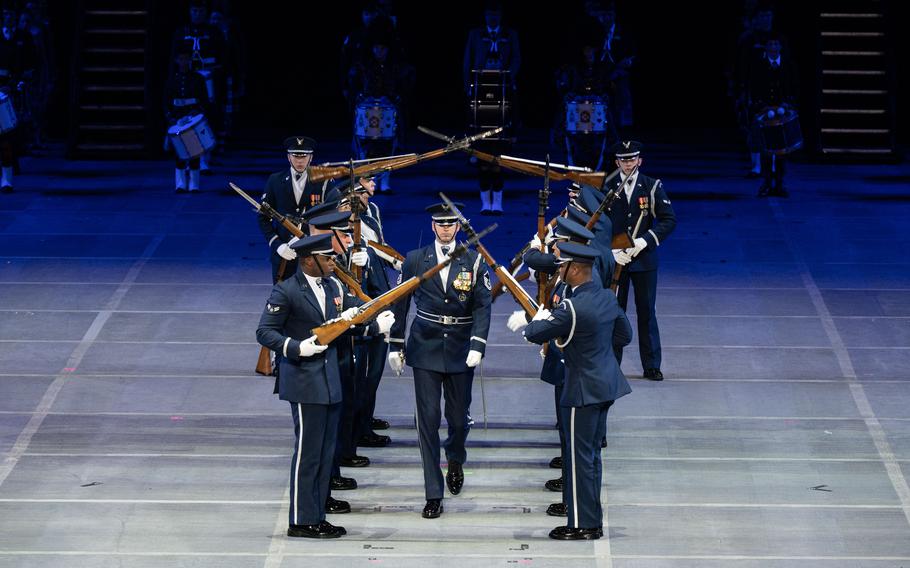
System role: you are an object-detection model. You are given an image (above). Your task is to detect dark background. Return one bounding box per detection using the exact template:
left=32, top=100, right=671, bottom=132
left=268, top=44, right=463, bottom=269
left=45, top=1, right=907, bottom=150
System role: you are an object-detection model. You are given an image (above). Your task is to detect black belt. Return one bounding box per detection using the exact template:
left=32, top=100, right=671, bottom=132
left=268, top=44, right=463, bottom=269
left=416, top=310, right=473, bottom=325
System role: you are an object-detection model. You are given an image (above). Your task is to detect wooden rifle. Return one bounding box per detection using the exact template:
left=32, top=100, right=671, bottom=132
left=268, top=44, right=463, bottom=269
left=307, top=127, right=503, bottom=183
left=535, top=156, right=551, bottom=305
left=490, top=241, right=531, bottom=301
left=418, top=126, right=607, bottom=189
left=346, top=160, right=364, bottom=283
left=333, top=262, right=371, bottom=302
left=367, top=239, right=405, bottom=263
left=438, top=192, right=538, bottom=317
left=311, top=224, right=498, bottom=345
left=231, top=182, right=307, bottom=376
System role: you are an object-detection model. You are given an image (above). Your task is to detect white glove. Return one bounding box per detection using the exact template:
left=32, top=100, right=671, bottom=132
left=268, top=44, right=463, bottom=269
left=340, top=306, right=359, bottom=321
left=630, top=237, right=648, bottom=257
left=465, top=349, right=483, bottom=368
left=350, top=250, right=369, bottom=267
left=539, top=347, right=546, bottom=361
left=277, top=243, right=297, bottom=261
left=392, top=259, right=403, bottom=271
left=298, top=335, right=328, bottom=358
left=612, top=249, right=632, bottom=266
left=530, top=234, right=542, bottom=249
left=532, top=308, right=551, bottom=322
left=388, top=350, right=405, bottom=375
left=507, top=310, right=528, bottom=332
left=374, top=310, right=395, bottom=334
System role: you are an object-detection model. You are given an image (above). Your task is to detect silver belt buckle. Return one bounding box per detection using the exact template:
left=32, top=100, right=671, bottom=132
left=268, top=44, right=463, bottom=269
left=441, top=315, right=456, bottom=325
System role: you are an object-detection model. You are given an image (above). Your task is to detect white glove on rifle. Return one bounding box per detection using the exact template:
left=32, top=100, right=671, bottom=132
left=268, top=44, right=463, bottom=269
left=340, top=307, right=359, bottom=321
left=388, top=350, right=405, bottom=375
left=465, top=349, right=483, bottom=368
left=532, top=308, right=551, bottom=322
left=612, top=249, right=632, bottom=266
left=630, top=237, right=648, bottom=257
left=375, top=310, right=395, bottom=334
left=350, top=250, right=369, bottom=267
left=299, top=335, right=328, bottom=357
left=507, top=309, right=529, bottom=332
left=277, top=243, right=297, bottom=261
left=530, top=234, right=542, bottom=249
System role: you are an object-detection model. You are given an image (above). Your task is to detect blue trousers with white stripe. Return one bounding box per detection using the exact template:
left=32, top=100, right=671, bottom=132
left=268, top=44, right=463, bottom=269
left=289, top=401, right=340, bottom=526
left=558, top=401, right=613, bottom=529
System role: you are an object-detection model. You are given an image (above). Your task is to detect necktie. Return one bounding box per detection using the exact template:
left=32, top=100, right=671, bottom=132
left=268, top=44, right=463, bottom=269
left=441, top=246, right=450, bottom=256
left=294, top=172, right=303, bottom=182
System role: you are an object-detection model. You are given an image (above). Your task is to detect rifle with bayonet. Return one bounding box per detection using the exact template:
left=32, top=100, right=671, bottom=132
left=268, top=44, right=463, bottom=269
left=232, top=182, right=306, bottom=375
left=307, top=127, right=503, bottom=183
left=417, top=126, right=608, bottom=189
left=345, top=160, right=364, bottom=283
left=438, top=192, right=538, bottom=317
left=535, top=156, right=551, bottom=306
left=310, top=224, right=498, bottom=345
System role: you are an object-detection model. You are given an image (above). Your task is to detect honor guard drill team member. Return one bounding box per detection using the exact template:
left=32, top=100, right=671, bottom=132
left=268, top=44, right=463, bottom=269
left=258, top=136, right=327, bottom=284
left=256, top=233, right=395, bottom=539
left=388, top=202, right=492, bottom=519
left=606, top=141, right=676, bottom=381
left=508, top=242, right=632, bottom=541
left=514, top=217, right=602, bottom=510
left=325, top=181, right=396, bottom=447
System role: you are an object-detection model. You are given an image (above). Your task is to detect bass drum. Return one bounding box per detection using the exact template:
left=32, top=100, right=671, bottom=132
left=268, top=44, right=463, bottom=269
left=565, top=96, right=607, bottom=134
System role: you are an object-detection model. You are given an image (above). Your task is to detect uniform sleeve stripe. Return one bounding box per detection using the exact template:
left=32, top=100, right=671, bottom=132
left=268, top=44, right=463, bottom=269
left=470, top=336, right=487, bottom=344
left=269, top=235, right=278, bottom=247
left=282, top=337, right=291, bottom=358
left=649, top=229, right=660, bottom=246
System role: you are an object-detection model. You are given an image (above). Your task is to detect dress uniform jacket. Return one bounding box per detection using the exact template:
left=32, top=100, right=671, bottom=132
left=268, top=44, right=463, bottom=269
left=524, top=281, right=632, bottom=405
left=605, top=173, right=676, bottom=273
left=258, top=170, right=326, bottom=277
left=256, top=271, right=376, bottom=404
left=389, top=244, right=492, bottom=373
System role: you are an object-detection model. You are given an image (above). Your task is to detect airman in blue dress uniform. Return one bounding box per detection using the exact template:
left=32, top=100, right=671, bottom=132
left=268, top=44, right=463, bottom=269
left=256, top=233, right=395, bottom=539
left=508, top=241, right=632, bottom=540
left=388, top=202, right=492, bottom=519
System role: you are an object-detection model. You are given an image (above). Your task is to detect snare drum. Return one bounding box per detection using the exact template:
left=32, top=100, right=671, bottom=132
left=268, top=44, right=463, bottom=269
left=354, top=98, right=397, bottom=139
left=565, top=96, right=607, bottom=134
left=167, top=114, right=216, bottom=159
left=0, top=91, right=18, bottom=134
left=753, top=108, right=803, bottom=155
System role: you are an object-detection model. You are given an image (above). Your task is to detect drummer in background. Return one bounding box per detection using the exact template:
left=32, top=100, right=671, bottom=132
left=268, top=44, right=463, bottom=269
left=0, top=5, right=36, bottom=194
left=747, top=31, right=798, bottom=197
left=346, top=18, right=414, bottom=194
left=163, top=45, right=209, bottom=193
left=170, top=0, right=226, bottom=175
left=463, top=0, right=520, bottom=215
left=555, top=18, right=618, bottom=171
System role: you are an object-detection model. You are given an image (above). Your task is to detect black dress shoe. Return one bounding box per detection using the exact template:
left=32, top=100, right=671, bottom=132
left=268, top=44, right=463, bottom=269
left=358, top=432, right=391, bottom=447
left=549, top=456, right=562, bottom=469
left=175, top=187, right=188, bottom=194
left=319, top=520, right=346, bottom=536
left=545, top=477, right=563, bottom=492
left=546, top=502, right=567, bottom=517
left=287, top=522, right=343, bottom=539
left=371, top=417, right=390, bottom=430
left=772, top=185, right=789, bottom=197
left=422, top=498, right=444, bottom=518
left=643, top=368, right=664, bottom=381
left=601, top=437, right=608, bottom=448
left=340, top=455, right=370, bottom=468
left=0, top=185, right=12, bottom=193
left=330, top=475, right=357, bottom=491
left=548, top=525, right=603, bottom=540
left=446, top=460, right=464, bottom=495
left=325, top=496, right=351, bottom=514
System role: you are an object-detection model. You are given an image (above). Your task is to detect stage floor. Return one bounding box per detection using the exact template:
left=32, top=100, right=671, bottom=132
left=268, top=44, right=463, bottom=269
left=1, top=139, right=910, bottom=567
